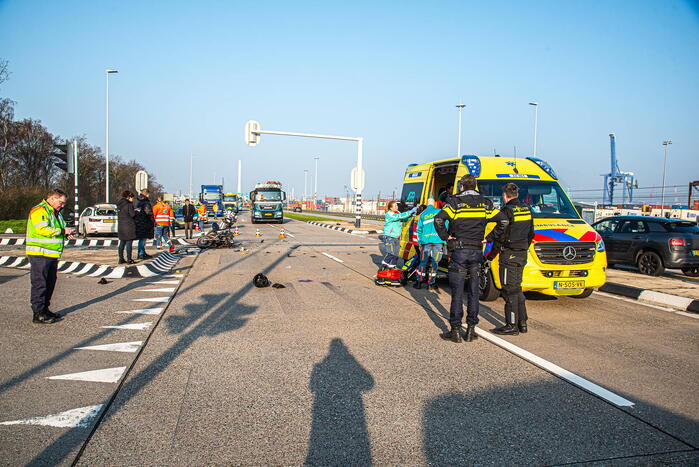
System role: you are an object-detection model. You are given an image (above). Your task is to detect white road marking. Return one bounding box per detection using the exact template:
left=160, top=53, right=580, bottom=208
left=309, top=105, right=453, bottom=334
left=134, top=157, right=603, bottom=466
left=74, top=341, right=142, bottom=353
left=0, top=404, right=104, bottom=428
left=47, top=366, right=126, bottom=383
left=115, top=308, right=163, bottom=315
left=139, top=287, right=176, bottom=292
left=131, top=296, right=170, bottom=303
left=638, top=289, right=693, bottom=310
left=147, top=280, right=180, bottom=284
left=474, top=328, right=634, bottom=407
left=88, top=265, right=109, bottom=277
left=164, top=274, right=184, bottom=278
left=102, top=322, right=153, bottom=329
left=594, top=291, right=697, bottom=318
left=284, top=231, right=296, bottom=238
left=322, top=252, right=344, bottom=263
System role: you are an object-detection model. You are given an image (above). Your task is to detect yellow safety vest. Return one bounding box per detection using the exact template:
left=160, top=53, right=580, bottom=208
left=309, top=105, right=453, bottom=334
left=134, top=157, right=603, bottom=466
left=26, top=200, right=66, bottom=258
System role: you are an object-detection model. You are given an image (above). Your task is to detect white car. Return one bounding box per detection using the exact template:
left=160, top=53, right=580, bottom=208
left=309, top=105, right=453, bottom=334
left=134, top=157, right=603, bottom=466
left=78, top=204, right=118, bottom=236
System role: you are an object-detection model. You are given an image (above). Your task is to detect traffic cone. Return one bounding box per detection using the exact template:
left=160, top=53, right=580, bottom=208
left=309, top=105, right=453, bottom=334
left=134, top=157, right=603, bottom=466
left=279, top=227, right=286, bottom=239
left=255, top=228, right=261, bottom=237
left=233, top=225, right=239, bottom=236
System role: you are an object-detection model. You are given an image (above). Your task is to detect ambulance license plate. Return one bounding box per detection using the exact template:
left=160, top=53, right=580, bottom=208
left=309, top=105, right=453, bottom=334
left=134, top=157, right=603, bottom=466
left=554, top=280, right=585, bottom=289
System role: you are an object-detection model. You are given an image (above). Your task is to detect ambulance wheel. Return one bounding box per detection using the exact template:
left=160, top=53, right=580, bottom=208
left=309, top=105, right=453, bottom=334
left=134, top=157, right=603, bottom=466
left=571, top=288, right=594, bottom=299
left=479, top=267, right=500, bottom=302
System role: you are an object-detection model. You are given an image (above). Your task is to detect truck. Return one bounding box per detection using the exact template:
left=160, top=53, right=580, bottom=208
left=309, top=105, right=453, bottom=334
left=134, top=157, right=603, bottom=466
left=250, top=181, right=286, bottom=223
left=222, top=193, right=241, bottom=213
left=199, top=185, right=224, bottom=216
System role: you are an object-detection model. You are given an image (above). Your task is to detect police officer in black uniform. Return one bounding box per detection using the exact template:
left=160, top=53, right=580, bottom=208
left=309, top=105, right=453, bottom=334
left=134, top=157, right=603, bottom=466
left=486, top=182, right=535, bottom=335
left=434, top=174, right=495, bottom=343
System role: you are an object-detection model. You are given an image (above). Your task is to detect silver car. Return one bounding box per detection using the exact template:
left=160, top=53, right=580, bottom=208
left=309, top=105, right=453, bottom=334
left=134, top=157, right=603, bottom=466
left=78, top=204, right=118, bottom=236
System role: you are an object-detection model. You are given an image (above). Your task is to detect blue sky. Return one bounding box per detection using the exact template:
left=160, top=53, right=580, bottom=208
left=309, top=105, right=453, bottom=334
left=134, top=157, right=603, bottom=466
left=1, top=0, right=697, bottom=201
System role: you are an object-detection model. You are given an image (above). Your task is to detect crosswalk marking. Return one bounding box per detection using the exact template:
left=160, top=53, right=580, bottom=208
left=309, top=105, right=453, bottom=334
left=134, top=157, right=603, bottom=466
left=102, top=322, right=153, bottom=329
left=115, top=308, right=163, bottom=315
left=131, top=296, right=170, bottom=303
left=74, top=341, right=142, bottom=353
left=47, top=367, right=126, bottom=383
left=0, top=404, right=104, bottom=428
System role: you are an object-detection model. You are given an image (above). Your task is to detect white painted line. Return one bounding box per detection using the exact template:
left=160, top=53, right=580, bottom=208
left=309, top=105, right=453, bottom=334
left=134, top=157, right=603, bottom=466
left=139, top=287, right=176, bottom=292
left=89, top=240, right=98, bottom=246
left=638, top=290, right=693, bottom=310
left=474, top=328, right=634, bottom=407
left=136, top=265, right=157, bottom=277
left=104, top=267, right=125, bottom=279
left=0, top=404, right=104, bottom=428
left=9, top=257, right=24, bottom=267
left=164, top=274, right=184, bottom=278
left=131, top=296, right=170, bottom=303
left=47, top=366, right=126, bottom=383
left=74, top=341, right=142, bottom=353
left=74, top=263, right=94, bottom=275
left=322, top=252, right=344, bottom=263
left=102, top=322, right=153, bottom=329
left=115, top=308, right=163, bottom=315
left=593, top=291, right=687, bottom=314
left=88, top=265, right=109, bottom=277
left=147, top=280, right=180, bottom=285
left=285, top=232, right=296, bottom=238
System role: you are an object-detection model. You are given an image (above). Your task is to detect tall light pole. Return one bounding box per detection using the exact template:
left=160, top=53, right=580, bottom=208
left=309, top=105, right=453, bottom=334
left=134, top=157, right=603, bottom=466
left=105, top=69, right=118, bottom=203
left=456, top=103, right=465, bottom=157
left=189, top=153, right=193, bottom=200
left=661, top=140, right=672, bottom=217
left=313, top=156, right=319, bottom=207
left=304, top=169, right=308, bottom=203
left=529, top=101, right=539, bottom=157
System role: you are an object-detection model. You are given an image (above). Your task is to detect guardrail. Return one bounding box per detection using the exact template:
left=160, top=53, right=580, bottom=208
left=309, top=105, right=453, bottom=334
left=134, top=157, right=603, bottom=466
left=292, top=209, right=384, bottom=221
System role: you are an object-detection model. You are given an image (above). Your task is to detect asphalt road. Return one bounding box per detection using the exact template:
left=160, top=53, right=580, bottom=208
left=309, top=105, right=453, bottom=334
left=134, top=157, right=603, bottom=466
left=0, top=216, right=697, bottom=466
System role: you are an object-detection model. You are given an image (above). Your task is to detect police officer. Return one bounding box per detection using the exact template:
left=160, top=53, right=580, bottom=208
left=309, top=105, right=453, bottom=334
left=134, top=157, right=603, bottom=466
left=26, top=188, right=74, bottom=324
left=485, top=182, right=535, bottom=335
left=434, top=174, right=494, bottom=343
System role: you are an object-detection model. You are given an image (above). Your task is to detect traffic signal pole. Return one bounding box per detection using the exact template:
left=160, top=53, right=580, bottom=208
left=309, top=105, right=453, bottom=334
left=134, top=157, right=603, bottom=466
left=245, top=122, right=365, bottom=227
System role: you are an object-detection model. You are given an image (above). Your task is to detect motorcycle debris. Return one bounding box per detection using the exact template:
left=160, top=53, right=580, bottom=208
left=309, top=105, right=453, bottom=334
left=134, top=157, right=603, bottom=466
left=272, top=283, right=286, bottom=289
left=253, top=273, right=271, bottom=288
left=98, top=278, right=109, bottom=285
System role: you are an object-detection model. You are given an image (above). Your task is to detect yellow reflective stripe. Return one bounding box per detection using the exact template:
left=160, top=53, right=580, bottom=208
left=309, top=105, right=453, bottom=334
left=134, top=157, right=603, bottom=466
left=513, top=216, right=532, bottom=221
left=442, top=205, right=455, bottom=218
left=26, top=245, right=62, bottom=257
left=454, top=212, right=487, bottom=219
left=26, top=237, right=63, bottom=244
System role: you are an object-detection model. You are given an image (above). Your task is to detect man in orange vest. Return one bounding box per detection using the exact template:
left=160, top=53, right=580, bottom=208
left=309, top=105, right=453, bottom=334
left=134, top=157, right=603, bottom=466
left=197, top=203, right=207, bottom=233
left=152, top=196, right=174, bottom=250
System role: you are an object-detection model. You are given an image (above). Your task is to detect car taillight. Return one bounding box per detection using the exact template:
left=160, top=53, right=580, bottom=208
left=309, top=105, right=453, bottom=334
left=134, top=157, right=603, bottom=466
left=669, top=238, right=685, bottom=247
left=89, top=218, right=99, bottom=222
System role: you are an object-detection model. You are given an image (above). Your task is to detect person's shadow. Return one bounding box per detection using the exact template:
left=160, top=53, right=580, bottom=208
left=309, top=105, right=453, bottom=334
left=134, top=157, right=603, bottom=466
left=305, top=338, right=375, bottom=466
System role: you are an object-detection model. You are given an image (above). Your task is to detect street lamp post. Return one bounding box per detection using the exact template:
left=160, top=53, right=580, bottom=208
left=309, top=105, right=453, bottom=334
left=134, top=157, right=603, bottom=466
left=105, top=69, right=118, bottom=203
left=456, top=103, right=466, bottom=157
left=661, top=140, right=672, bottom=217
left=304, top=169, right=308, bottom=204
left=314, top=156, right=319, bottom=208
left=529, top=102, right=539, bottom=157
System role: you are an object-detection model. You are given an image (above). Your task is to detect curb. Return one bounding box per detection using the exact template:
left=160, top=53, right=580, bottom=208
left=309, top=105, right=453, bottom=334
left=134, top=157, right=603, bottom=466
left=0, top=238, right=193, bottom=247
left=598, top=282, right=699, bottom=313
left=0, top=251, right=181, bottom=278
left=306, top=221, right=383, bottom=235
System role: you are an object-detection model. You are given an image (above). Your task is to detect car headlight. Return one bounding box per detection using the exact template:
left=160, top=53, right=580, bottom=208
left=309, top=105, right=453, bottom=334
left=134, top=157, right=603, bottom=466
left=596, top=239, right=605, bottom=252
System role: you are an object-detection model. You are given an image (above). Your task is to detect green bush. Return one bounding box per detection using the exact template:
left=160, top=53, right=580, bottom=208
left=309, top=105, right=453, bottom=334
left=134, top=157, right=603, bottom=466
left=0, top=219, right=27, bottom=234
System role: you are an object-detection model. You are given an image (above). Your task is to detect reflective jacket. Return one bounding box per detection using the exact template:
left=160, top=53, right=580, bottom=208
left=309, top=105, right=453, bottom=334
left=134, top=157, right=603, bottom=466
left=434, top=190, right=495, bottom=249
left=486, top=198, right=535, bottom=251
left=152, top=202, right=174, bottom=226
left=383, top=210, right=413, bottom=238
left=197, top=204, right=207, bottom=221
left=25, top=200, right=66, bottom=258
left=417, top=206, right=447, bottom=245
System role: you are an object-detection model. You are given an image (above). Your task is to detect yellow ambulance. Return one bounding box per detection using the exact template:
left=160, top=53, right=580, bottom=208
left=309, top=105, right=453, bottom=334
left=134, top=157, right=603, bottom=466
left=398, top=155, right=607, bottom=299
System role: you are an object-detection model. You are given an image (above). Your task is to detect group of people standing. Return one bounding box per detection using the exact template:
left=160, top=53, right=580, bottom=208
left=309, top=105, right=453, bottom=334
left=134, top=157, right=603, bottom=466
left=116, top=189, right=175, bottom=263
left=380, top=175, right=535, bottom=343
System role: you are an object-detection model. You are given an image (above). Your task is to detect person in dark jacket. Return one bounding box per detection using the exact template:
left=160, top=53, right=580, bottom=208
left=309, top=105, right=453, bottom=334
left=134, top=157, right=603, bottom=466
left=434, top=174, right=496, bottom=343
left=485, top=182, right=535, bottom=335
left=182, top=198, right=196, bottom=239
left=116, top=191, right=137, bottom=264
left=134, top=189, right=154, bottom=260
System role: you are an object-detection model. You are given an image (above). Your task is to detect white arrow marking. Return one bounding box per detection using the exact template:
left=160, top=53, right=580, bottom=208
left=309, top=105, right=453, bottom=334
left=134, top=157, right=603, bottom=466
left=0, top=404, right=103, bottom=428
left=139, top=287, right=176, bottom=292
left=115, top=308, right=163, bottom=315
left=131, top=297, right=170, bottom=303
left=102, top=322, right=153, bottom=330
left=47, top=366, right=126, bottom=383
left=74, top=341, right=142, bottom=353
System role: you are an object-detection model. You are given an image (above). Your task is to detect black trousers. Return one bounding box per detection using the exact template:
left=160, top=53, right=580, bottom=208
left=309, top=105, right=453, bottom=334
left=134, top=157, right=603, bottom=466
left=447, top=248, right=483, bottom=327
left=29, top=256, right=58, bottom=315
left=118, top=240, right=133, bottom=261
left=499, top=248, right=528, bottom=325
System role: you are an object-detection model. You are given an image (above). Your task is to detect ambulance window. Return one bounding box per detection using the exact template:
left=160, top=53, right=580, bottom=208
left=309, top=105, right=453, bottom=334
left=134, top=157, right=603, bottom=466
left=399, top=182, right=423, bottom=211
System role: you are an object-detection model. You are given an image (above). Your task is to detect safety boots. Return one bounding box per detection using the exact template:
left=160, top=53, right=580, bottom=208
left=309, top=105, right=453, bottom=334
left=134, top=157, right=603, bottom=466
left=518, top=320, right=528, bottom=333
left=440, top=326, right=462, bottom=343
left=464, top=325, right=478, bottom=342
left=492, top=323, right=519, bottom=335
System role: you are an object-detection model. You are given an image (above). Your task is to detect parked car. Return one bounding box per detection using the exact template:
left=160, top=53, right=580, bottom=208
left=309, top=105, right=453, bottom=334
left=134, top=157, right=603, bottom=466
left=292, top=206, right=302, bottom=212
left=592, top=216, right=699, bottom=276
left=77, top=204, right=118, bottom=237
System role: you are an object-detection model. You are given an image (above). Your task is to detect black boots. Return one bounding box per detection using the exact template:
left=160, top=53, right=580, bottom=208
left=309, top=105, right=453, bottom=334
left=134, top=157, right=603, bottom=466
left=493, top=323, right=519, bottom=335
left=518, top=321, right=528, bottom=333
left=413, top=281, right=422, bottom=290
left=137, top=253, right=152, bottom=260
left=33, top=311, right=62, bottom=324
left=464, top=325, right=477, bottom=342
left=440, top=326, right=462, bottom=343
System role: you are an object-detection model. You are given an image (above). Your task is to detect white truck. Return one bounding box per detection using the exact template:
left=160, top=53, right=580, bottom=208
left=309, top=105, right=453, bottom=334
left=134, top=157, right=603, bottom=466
left=250, top=181, right=286, bottom=223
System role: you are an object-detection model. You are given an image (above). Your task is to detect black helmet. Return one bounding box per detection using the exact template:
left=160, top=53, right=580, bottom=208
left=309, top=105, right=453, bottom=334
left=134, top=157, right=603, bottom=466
left=253, top=273, right=271, bottom=288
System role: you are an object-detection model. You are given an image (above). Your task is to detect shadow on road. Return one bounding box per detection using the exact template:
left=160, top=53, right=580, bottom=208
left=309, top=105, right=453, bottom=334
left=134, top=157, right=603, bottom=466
left=305, top=338, right=374, bottom=466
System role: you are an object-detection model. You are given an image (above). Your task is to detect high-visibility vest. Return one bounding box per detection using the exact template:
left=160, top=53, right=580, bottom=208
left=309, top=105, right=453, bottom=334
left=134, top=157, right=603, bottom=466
left=153, top=202, right=174, bottom=226
left=197, top=205, right=207, bottom=220
left=26, top=200, right=66, bottom=258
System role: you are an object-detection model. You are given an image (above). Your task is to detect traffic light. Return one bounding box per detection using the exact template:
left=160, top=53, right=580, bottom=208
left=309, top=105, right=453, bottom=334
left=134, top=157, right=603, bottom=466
left=53, top=141, right=74, bottom=173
